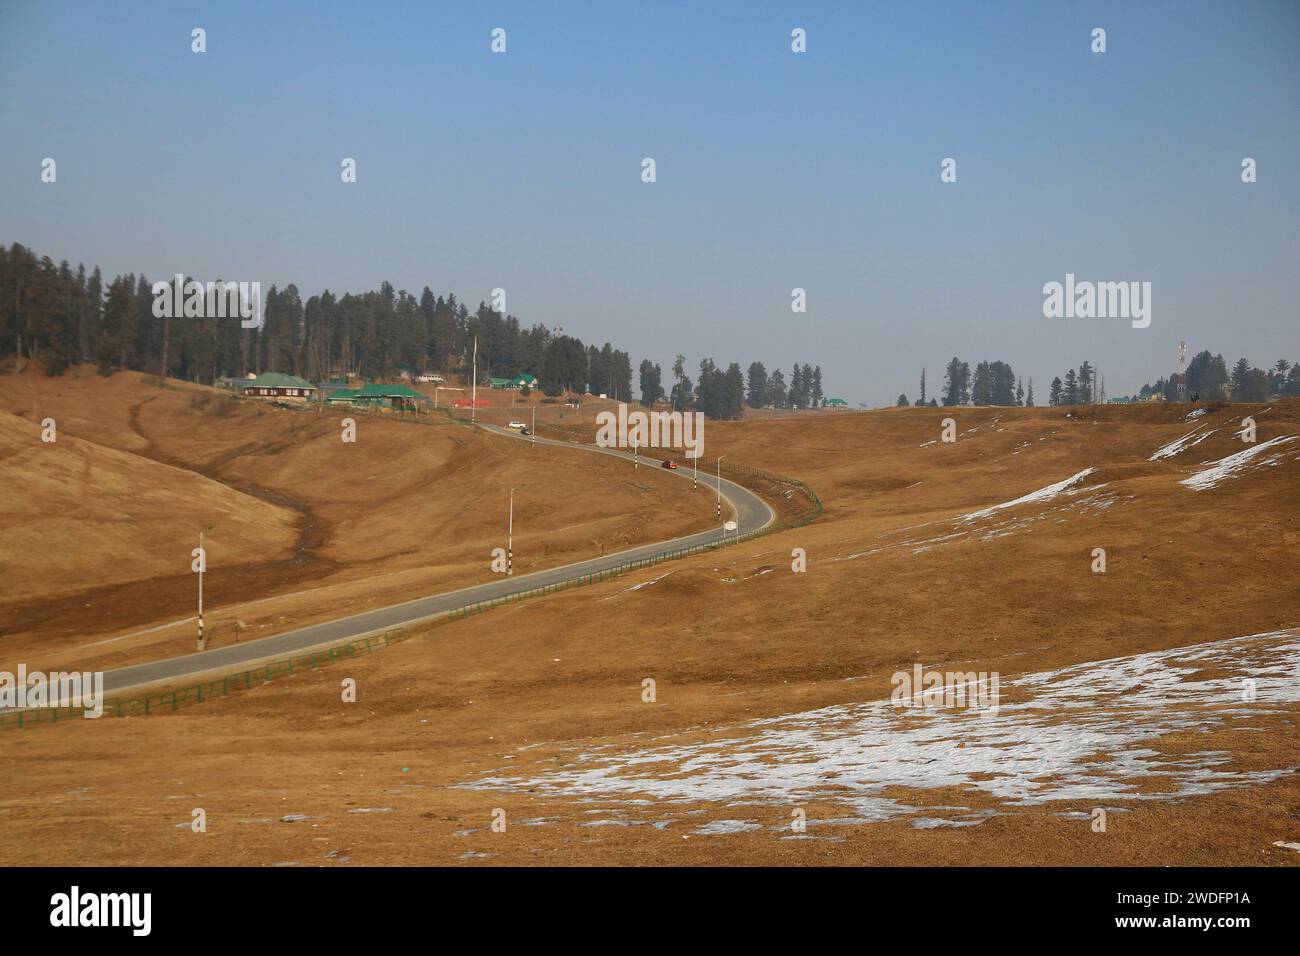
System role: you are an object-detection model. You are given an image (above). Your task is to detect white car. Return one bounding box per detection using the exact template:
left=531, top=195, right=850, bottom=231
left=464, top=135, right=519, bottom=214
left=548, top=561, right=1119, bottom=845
left=508, top=421, right=527, bottom=429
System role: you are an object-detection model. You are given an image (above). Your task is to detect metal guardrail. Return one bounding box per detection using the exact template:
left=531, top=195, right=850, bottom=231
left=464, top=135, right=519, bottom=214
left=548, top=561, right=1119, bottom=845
left=3, top=459, right=821, bottom=729
left=0, top=628, right=411, bottom=729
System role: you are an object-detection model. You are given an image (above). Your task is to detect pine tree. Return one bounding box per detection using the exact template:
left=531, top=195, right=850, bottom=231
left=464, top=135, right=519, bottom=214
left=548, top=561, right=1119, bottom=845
left=723, top=363, right=745, bottom=419
left=767, top=368, right=788, bottom=408
left=1063, top=369, right=1079, bottom=405
left=746, top=361, right=767, bottom=408
left=638, top=359, right=663, bottom=406
left=1078, top=361, right=1094, bottom=404
left=972, top=361, right=992, bottom=405
left=942, top=357, right=969, bottom=406
left=1026, top=377, right=1035, bottom=407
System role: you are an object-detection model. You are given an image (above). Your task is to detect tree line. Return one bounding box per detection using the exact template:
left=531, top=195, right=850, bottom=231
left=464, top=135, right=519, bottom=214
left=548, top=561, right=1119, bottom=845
left=1, top=242, right=832, bottom=421
left=636, top=357, right=827, bottom=420
left=0, top=242, right=631, bottom=391
left=899, top=359, right=1034, bottom=408
left=1135, top=351, right=1300, bottom=404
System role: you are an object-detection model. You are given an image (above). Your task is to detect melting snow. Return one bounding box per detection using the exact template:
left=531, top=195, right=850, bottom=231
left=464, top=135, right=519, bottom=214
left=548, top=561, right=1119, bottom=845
left=467, top=628, right=1300, bottom=827
left=1149, top=427, right=1216, bottom=461
left=1180, top=436, right=1297, bottom=490
left=959, top=469, right=1095, bottom=522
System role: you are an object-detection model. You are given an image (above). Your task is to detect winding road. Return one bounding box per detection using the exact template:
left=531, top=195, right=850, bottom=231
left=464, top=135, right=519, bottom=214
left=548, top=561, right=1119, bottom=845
left=94, top=424, right=776, bottom=696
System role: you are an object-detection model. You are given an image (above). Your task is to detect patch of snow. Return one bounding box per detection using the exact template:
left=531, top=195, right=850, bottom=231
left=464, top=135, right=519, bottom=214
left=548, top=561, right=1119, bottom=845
left=1180, top=436, right=1297, bottom=490
left=694, top=819, right=762, bottom=836
left=1186, top=408, right=1207, bottom=420
left=467, top=628, right=1300, bottom=826
left=959, top=468, right=1095, bottom=522
left=1149, top=427, right=1215, bottom=461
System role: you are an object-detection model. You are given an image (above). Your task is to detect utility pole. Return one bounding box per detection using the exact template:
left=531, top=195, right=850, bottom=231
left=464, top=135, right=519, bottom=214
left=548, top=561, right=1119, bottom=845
left=531, top=404, right=536, bottom=446
left=1178, top=341, right=1188, bottom=401
left=693, top=454, right=698, bottom=491
left=507, top=488, right=513, bottom=576
left=716, top=457, right=723, bottom=522
left=471, top=335, right=478, bottom=423
left=632, top=437, right=638, bottom=469
left=197, top=531, right=205, bottom=651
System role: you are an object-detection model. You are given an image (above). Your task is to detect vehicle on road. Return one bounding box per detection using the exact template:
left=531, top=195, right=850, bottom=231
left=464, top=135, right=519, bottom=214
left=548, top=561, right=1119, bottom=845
left=520, top=427, right=531, bottom=435
left=508, top=421, right=527, bottom=429
left=662, top=459, right=679, bottom=469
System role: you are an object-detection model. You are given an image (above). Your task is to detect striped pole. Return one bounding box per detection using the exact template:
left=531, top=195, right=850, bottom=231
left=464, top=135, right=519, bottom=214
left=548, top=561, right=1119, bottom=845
left=693, top=455, right=697, bottom=491
left=197, top=531, right=205, bottom=650
left=507, top=488, right=513, bottom=576
left=716, top=457, right=723, bottom=522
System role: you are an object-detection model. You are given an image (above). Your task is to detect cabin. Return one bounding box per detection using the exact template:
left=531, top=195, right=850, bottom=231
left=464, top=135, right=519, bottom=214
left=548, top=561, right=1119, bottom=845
left=350, top=383, right=429, bottom=413
left=324, top=388, right=360, bottom=405
left=488, top=373, right=539, bottom=390
left=825, top=398, right=849, bottom=410
left=240, top=373, right=316, bottom=402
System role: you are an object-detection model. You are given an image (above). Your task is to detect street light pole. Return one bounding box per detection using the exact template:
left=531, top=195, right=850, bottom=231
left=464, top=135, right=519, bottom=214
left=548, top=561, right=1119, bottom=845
left=471, top=335, right=478, bottom=424
left=197, top=531, right=204, bottom=650
left=507, top=488, right=513, bottom=576
left=716, top=457, right=723, bottom=523
left=693, top=454, right=697, bottom=491
left=632, top=437, right=638, bottom=469
left=531, top=404, right=536, bottom=446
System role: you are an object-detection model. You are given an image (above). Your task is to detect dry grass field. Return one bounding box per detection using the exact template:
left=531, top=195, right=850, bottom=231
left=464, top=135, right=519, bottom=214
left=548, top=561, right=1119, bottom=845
left=0, top=367, right=715, bottom=672
left=0, top=370, right=1297, bottom=866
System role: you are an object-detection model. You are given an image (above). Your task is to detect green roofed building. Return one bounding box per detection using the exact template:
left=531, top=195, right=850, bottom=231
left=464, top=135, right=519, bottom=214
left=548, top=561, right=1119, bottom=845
left=241, top=372, right=317, bottom=402
left=825, top=398, right=848, bottom=409
left=488, top=377, right=513, bottom=389
left=324, top=388, right=360, bottom=404
left=351, top=382, right=430, bottom=412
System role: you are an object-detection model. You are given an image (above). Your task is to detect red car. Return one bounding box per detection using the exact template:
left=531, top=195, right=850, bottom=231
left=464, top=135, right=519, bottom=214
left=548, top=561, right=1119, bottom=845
left=662, top=459, right=679, bottom=469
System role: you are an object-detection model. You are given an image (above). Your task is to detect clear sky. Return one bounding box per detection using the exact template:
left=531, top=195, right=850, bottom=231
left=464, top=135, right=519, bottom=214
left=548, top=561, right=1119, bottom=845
left=2, top=0, right=1296, bottom=406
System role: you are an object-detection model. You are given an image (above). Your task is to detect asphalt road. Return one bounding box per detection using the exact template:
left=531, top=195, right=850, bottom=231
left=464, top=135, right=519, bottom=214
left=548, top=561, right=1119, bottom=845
left=94, top=422, right=775, bottom=695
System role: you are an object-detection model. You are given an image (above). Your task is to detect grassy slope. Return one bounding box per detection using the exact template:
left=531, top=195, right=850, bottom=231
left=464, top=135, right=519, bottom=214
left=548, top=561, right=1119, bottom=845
left=0, top=387, right=1296, bottom=865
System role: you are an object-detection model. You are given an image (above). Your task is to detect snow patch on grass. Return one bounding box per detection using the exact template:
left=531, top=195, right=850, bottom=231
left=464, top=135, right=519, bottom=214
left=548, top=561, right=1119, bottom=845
left=959, top=468, right=1095, bottom=522
left=1150, top=427, right=1215, bottom=461
left=1180, top=436, right=1296, bottom=490
left=468, top=628, right=1300, bottom=827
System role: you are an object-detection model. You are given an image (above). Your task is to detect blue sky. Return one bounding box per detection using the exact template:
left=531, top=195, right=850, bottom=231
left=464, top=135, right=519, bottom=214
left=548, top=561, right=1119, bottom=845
left=2, top=1, right=1297, bottom=405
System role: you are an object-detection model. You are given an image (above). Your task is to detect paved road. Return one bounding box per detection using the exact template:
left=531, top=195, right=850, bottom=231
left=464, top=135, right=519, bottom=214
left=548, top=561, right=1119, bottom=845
left=94, top=424, right=775, bottom=695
